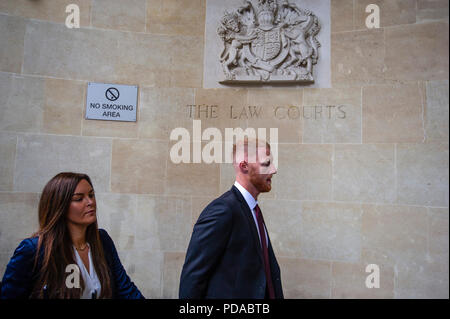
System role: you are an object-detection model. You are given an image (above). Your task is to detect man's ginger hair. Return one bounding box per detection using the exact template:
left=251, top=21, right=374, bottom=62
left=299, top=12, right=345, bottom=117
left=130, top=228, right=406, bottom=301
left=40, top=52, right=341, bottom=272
left=232, top=137, right=271, bottom=165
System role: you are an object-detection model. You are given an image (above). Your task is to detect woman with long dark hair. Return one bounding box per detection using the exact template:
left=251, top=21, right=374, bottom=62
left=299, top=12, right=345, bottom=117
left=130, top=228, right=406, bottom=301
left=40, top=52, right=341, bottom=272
left=0, top=172, right=144, bottom=299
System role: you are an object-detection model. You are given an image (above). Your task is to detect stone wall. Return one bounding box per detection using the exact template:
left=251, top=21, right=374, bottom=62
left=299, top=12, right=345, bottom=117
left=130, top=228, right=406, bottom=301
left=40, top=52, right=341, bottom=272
left=0, top=0, right=448, bottom=298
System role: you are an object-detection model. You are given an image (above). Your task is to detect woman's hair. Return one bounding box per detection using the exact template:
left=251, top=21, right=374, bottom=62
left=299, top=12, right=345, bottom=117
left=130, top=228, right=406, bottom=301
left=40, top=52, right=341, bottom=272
left=31, top=172, right=112, bottom=298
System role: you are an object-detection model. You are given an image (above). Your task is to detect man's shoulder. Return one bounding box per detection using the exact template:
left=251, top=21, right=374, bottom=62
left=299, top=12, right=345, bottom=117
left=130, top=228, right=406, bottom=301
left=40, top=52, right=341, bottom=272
left=199, top=187, right=241, bottom=217
left=211, top=186, right=241, bottom=207
left=193, top=188, right=242, bottom=229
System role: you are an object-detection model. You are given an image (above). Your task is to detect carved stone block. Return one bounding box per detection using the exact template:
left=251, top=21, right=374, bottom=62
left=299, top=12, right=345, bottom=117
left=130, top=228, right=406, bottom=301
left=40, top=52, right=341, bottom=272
left=204, top=0, right=331, bottom=88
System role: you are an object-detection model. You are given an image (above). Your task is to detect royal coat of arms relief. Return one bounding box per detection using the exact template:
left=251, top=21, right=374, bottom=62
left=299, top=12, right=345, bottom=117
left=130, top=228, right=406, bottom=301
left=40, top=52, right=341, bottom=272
left=217, top=0, right=321, bottom=84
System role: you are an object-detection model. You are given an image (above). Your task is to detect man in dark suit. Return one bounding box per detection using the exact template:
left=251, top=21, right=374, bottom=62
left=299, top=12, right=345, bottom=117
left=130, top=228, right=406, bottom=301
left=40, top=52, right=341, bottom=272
left=179, top=138, right=283, bottom=299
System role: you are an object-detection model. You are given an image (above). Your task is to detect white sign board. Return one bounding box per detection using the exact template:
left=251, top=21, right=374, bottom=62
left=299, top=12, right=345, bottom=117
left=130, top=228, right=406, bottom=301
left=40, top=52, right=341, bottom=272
left=86, top=82, right=138, bottom=122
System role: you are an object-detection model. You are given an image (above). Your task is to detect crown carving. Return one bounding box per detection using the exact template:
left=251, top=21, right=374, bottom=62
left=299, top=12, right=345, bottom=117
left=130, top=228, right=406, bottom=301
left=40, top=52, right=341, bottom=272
left=254, top=0, right=277, bottom=29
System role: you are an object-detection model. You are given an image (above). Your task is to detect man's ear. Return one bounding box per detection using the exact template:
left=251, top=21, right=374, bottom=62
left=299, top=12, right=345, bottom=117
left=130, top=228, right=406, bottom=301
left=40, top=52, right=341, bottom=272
left=239, top=161, right=248, bottom=173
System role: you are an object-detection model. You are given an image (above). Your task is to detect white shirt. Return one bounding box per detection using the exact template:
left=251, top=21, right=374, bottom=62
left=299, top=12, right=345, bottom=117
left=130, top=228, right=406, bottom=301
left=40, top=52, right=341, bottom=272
left=234, top=181, right=269, bottom=246
left=73, top=244, right=102, bottom=299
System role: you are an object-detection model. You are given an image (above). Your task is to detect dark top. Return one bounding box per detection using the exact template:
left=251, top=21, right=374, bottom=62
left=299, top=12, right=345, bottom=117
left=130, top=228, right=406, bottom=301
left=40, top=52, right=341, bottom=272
left=179, top=186, right=284, bottom=299
left=0, top=229, right=144, bottom=299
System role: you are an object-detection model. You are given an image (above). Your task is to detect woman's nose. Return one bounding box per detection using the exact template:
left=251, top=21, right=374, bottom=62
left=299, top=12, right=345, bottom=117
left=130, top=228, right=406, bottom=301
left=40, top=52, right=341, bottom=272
left=86, top=196, right=94, bottom=206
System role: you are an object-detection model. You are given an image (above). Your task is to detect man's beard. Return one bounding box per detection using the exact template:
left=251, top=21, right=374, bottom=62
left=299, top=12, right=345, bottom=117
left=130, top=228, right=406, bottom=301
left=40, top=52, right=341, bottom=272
left=249, top=172, right=271, bottom=193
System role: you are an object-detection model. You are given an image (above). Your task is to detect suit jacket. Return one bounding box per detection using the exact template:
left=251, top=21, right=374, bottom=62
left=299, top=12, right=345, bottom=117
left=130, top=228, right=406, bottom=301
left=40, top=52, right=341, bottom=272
left=179, top=186, right=283, bottom=299
left=0, top=229, right=144, bottom=299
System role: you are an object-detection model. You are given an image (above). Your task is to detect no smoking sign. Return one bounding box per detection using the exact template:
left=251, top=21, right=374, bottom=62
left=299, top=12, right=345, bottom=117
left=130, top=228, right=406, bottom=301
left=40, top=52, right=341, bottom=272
left=105, top=87, right=120, bottom=101
left=86, top=82, right=138, bottom=122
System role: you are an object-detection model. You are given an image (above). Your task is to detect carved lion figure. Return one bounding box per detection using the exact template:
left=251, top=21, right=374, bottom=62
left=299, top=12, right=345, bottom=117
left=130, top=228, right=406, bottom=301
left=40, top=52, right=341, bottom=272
left=217, top=11, right=257, bottom=80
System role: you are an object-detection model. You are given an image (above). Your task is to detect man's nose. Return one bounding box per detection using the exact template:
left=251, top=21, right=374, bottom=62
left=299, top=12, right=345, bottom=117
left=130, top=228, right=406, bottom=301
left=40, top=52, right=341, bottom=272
left=270, top=163, right=277, bottom=175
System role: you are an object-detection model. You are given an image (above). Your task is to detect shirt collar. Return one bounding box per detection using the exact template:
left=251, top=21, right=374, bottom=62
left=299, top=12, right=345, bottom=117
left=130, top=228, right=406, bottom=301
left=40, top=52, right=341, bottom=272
left=234, top=181, right=257, bottom=211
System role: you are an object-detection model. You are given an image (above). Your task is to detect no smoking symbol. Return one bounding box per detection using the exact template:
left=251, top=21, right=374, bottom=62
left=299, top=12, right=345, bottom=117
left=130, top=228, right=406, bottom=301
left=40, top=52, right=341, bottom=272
left=105, top=87, right=120, bottom=101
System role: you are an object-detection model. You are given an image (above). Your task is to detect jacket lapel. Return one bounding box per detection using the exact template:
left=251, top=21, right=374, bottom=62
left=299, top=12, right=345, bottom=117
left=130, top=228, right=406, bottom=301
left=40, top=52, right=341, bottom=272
left=231, top=186, right=264, bottom=264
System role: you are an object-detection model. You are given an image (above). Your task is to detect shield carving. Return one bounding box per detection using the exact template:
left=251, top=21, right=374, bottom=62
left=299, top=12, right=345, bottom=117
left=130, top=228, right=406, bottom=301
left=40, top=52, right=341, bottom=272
left=251, top=28, right=281, bottom=62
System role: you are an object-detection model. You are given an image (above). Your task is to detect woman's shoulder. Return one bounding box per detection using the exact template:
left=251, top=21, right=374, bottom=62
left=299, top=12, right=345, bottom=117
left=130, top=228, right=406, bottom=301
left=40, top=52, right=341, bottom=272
left=98, top=229, right=114, bottom=249
left=98, top=228, right=111, bottom=240
left=97, top=229, right=117, bottom=265
left=1, top=237, right=40, bottom=299
left=6, top=236, right=40, bottom=270
left=14, top=236, right=39, bottom=256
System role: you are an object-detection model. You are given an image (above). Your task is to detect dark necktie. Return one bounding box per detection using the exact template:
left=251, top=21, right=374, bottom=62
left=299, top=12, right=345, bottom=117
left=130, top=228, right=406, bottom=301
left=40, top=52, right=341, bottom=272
left=254, top=204, right=275, bottom=299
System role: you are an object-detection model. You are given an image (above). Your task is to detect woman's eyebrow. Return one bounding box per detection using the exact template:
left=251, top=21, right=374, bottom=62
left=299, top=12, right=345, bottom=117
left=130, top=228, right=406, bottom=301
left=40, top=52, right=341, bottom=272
left=72, top=189, right=94, bottom=195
